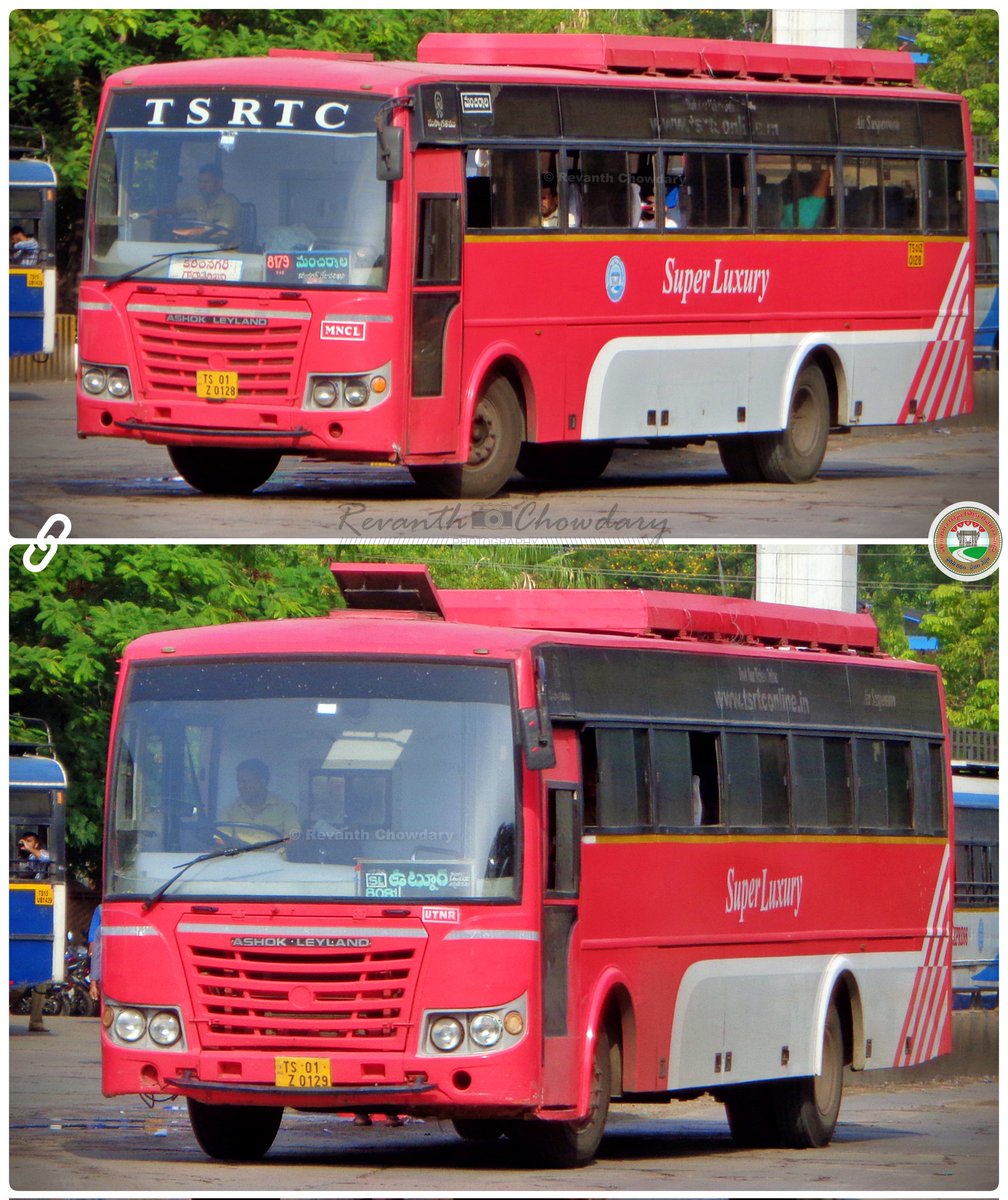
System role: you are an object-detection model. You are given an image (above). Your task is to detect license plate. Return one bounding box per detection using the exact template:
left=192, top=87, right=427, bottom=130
left=196, top=370, right=238, bottom=400
left=25, top=270, right=44, bottom=289
left=274, top=1056, right=332, bottom=1088
left=34, top=885, right=54, bottom=906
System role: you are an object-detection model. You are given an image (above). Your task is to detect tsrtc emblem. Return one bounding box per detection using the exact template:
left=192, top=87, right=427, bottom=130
left=928, top=502, right=1002, bottom=581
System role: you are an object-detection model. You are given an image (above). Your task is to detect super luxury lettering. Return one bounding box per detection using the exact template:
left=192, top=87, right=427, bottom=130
left=725, top=867, right=804, bottom=923
left=662, top=256, right=771, bottom=304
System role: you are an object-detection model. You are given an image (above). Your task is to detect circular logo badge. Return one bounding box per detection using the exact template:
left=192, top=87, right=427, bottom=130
left=605, top=255, right=626, bottom=303
left=928, top=502, right=1002, bottom=581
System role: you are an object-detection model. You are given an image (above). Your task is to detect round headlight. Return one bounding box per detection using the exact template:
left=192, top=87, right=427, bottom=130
left=148, top=1011, right=182, bottom=1047
left=469, top=1012, right=504, bottom=1048
left=106, top=370, right=131, bottom=398
left=312, top=380, right=338, bottom=408
left=82, top=368, right=107, bottom=395
left=343, top=380, right=369, bottom=408
left=113, top=1008, right=147, bottom=1043
left=430, top=1016, right=465, bottom=1052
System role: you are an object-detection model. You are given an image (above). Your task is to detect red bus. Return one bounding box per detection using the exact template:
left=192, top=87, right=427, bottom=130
left=100, top=564, right=952, bottom=1166
left=76, top=34, right=973, bottom=499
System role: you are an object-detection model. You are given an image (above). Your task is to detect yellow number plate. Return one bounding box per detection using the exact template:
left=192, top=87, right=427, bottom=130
left=25, top=270, right=44, bottom=289
left=34, top=885, right=54, bottom=906
left=196, top=370, right=238, bottom=400
left=907, top=241, right=925, bottom=269
left=275, top=1056, right=332, bottom=1088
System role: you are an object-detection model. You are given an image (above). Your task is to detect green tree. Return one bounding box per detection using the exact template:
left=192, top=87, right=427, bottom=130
left=917, top=581, right=999, bottom=729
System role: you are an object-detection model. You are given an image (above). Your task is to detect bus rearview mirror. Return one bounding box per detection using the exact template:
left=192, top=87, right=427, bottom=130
left=376, top=124, right=404, bottom=182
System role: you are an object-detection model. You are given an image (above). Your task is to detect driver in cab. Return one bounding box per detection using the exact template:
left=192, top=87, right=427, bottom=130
left=217, top=758, right=300, bottom=850
left=156, top=163, right=241, bottom=244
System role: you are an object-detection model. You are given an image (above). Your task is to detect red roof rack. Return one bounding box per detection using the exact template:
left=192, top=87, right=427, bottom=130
left=330, top=564, right=880, bottom=655
left=415, top=33, right=917, bottom=86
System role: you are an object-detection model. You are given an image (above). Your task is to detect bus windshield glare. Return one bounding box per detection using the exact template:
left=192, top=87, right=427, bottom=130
left=108, top=659, right=518, bottom=902
left=85, top=89, right=390, bottom=289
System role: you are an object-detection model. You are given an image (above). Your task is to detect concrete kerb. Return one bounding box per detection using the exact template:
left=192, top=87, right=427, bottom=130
left=848, top=1008, right=998, bottom=1087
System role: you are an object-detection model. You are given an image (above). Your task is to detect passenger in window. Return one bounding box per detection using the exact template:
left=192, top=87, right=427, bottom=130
left=539, top=176, right=560, bottom=228
left=782, top=165, right=831, bottom=229
left=691, top=776, right=703, bottom=826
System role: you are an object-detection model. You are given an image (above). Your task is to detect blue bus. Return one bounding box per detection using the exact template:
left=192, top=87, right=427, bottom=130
left=9, top=721, right=68, bottom=993
left=952, top=753, right=998, bottom=1008
left=9, top=128, right=57, bottom=358
left=974, top=168, right=998, bottom=363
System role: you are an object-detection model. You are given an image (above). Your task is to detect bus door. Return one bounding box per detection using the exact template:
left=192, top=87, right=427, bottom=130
left=406, top=148, right=464, bottom=455
left=540, top=727, right=584, bottom=1106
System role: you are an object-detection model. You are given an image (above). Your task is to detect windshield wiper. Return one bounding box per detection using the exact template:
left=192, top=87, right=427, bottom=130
left=142, top=835, right=289, bottom=912
left=103, top=244, right=238, bottom=289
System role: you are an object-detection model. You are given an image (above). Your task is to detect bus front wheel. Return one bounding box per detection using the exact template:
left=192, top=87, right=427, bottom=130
left=409, top=374, right=523, bottom=499
left=187, top=1098, right=283, bottom=1160
left=753, top=362, right=830, bottom=483
left=168, top=446, right=281, bottom=495
left=511, top=1026, right=612, bottom=1167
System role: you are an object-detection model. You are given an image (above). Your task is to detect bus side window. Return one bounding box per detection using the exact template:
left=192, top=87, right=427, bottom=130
left=579, top=151, right=631, bottom=229
left=579, top=727, right=648, bottom=828
left=844, top=157, right=882, bottom=229
left=925, top=158, right=965, bottom=232
left=478, top=148, right=541, bottom=229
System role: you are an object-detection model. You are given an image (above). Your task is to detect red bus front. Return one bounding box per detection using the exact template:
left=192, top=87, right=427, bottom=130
left=76, top=58, right=464, bottom=495
left=99, top=636, right=556, bottom=1147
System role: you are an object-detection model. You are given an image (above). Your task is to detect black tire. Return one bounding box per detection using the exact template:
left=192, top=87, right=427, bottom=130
left=753, top=362, right=830, bottom=483
left=452, top=1118, right=506, bottom=1141
left=516, top=441, right=613, bottom=486
left=724, top=1082, right=783, bottom=1147
left=187, top=1098, right=283, bottom=1161
left=716, top=434, right=765, bottom=482
left=168, top=446, right=281, bottom=495
left=42, top=988, right=70, bottom=1017
left=775, top=1003, right=845, bottom=1148
left=511, top=1026, right=612, bottom=1167
left=409, top=374, right=523, bottom=499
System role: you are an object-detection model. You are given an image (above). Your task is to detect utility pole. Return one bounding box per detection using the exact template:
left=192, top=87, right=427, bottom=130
left=772, top=10, right=858, bottom=48
left=755, top=544, right=858, bottom=613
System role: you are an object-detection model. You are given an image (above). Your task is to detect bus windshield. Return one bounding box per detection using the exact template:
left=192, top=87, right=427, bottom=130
left=84, top=89, right=390, bottom=289
left=108, top=659, right=519, bottom=903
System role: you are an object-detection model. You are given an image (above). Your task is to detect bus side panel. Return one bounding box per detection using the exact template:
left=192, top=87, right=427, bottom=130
left=578, top=836, right=951, bottom=1093
left=9, top=884, right=57, bottom=988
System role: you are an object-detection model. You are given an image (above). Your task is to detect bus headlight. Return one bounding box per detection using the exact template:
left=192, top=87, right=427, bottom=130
left=148, top=1011, right=182, bottom=1047
left=343, top=379, right=370, bottom=408
left=82, top=367, right=108, bottom=394
left=106, top=370, right=132, bottom=398
left=469, top=1012, right=504, bottom=1048
left=312, top=380, right=338, bottom=408
left=430, top=1016, right=465, bottom=1052
left=113, top=1008, right=147, bottom=1042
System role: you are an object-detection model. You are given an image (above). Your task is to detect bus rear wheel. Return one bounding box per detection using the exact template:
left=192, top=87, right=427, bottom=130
left=754, top=362, right=830, bottom=483
left=187, top=1098, right=283, bottom=1160
left=516, top=441, right=614, bottom=486
left=724, top=1082, right=782, bottom=1147
left=409, top=374, right=523, bottom=499
left=776, top=1002, right=845, bottom=1148
left=511, top=1026, right=612, bottom=1167
left=168, top=446, right=281, bottom=495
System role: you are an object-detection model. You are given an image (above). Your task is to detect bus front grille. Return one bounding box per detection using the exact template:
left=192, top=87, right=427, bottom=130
left=129, top=312, right=305, bottom=403
left=182, top=940, right=419, bottom=1051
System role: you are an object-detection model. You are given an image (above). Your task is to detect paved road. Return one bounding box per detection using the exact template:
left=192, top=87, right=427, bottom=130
left=9, top=377, right=998, bottom=541
left=9, top=1015, right=997, bottom=1192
